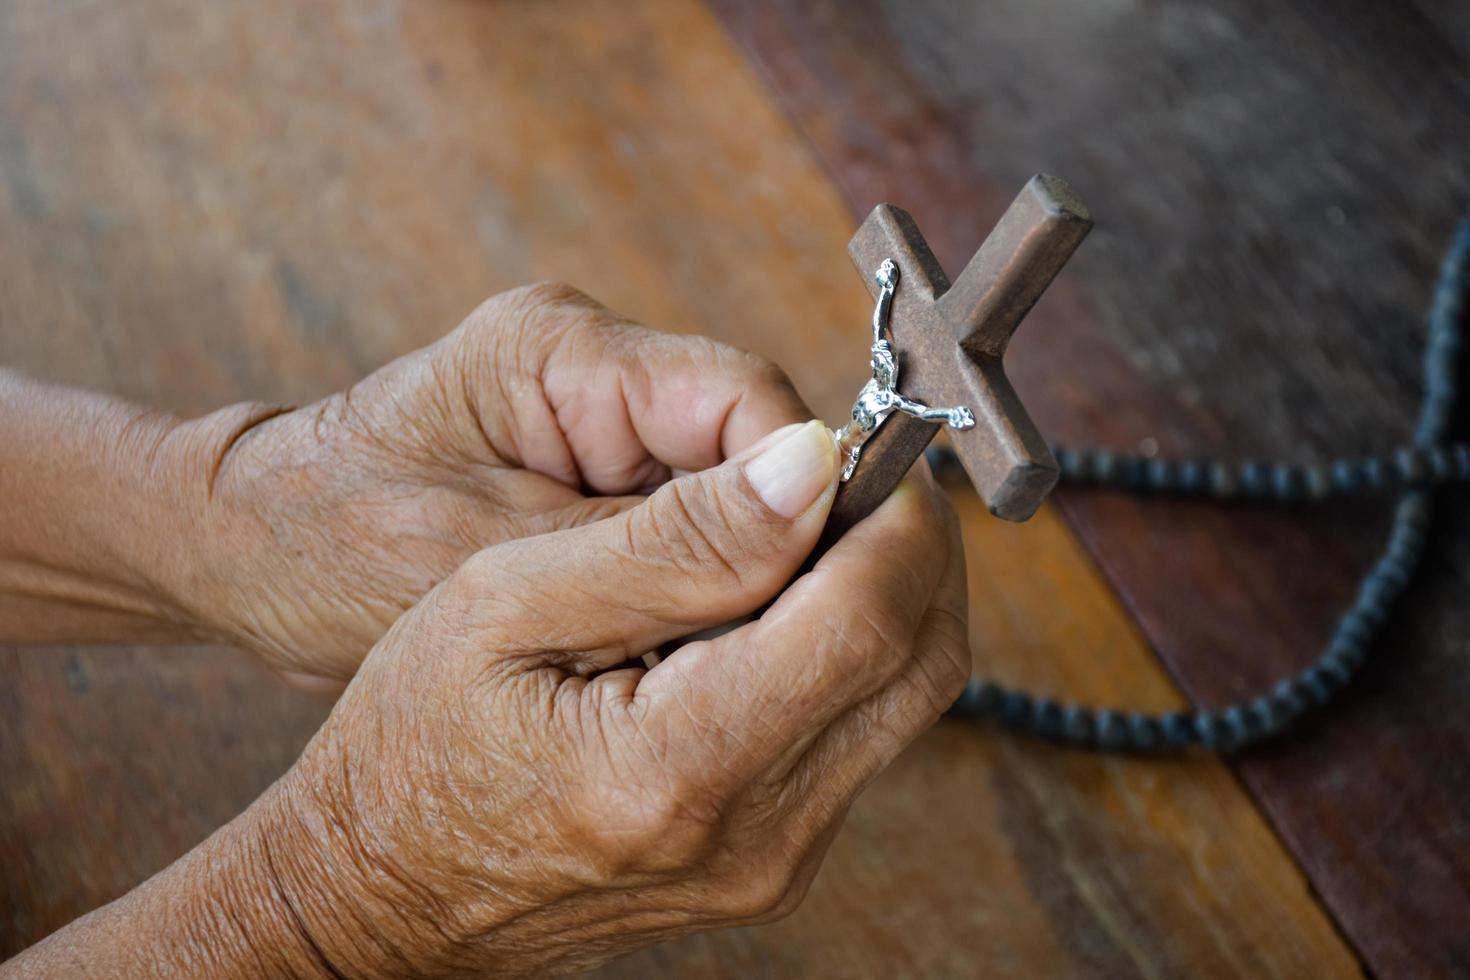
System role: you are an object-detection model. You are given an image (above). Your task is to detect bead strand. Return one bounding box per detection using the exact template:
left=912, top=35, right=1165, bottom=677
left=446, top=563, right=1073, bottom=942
left=939, top=213, right=1470, bottom=752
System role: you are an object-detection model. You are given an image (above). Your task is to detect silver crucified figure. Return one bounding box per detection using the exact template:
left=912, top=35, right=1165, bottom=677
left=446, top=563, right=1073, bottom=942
left=835, top=259, right=976, bottom=480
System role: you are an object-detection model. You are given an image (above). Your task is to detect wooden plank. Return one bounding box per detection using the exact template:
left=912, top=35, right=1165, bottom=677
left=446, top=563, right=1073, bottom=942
left=0, top=0, right=1354, bottom=974
left=708, top=0, right=1470, bottom=974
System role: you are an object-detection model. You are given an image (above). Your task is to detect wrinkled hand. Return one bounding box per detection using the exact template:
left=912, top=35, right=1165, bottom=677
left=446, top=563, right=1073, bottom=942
left=255, top=422, right=969, bottom=977
left=173, top=283, right=810, bottom=682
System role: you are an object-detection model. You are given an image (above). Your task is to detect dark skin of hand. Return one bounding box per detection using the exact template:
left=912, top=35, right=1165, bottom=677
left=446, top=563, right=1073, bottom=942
left=0, top=283, right=969, bottom=978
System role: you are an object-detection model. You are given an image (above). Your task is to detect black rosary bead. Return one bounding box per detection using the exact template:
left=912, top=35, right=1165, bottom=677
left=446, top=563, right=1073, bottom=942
left=1094, top=709, right=1128, bottom=749
left=1298, top=668, right=1335, bottom=706
left=1329, top=642, right=1368, bottom=674
left=972, top=680, right=1003, bottom=715
left=1054, top=446, right=1085, bottom=480
left=1270, top=678, right=1305, bottom=720
left=1208, top=461, right=1239, bottom=498
left=1386, top=536, right=1421, bottom=570
left=1270, top=464, right=1304, bottom=501
left=1359, top=570, right=1395, bottom=607
left=1062, top=705, right=1094, bottom=743
left=1303, top=464, right=1331, bottom=500
left=1249, top=695, right=1278, bottom=734
left=950, top=679, right=1000, bottom=718
left=1127, top=713, right=1161, bottom=750
left=1146, top=457, right=1175, bottom=492
left=1176, top=459, right=1207, bottom=494
left=1193, top=712, right=1229, bottom=749
left=1330, top=459, right=1364, bottom=495
left=1392, top=517, right=1427, bottom=549
left=1454, top=445, right=1470, bottom=477
left=1238, top=461, right=1270, bottom=498
left=1221, top=705, right=1252, bottom=747
left=1316, top=657, right=1353, bottom=690
left=1120, top=456, right=1150, bottom=490
left=1395, top=447, right=1427, bottom=485
left=1159, top=712, right=1195, bottom=748
left=1427, top=446, right=1453, bottom=481
left=1030, top=698, right=1065, bottom=740
left=1378, top=560, right=1412, bottom=593
left=999, top=690, right=1031, bottom=726
left=1333, top=615, right=1370, bottom=650
left=1361, top=455, right=1388, bottom=492
left=1397, top=494, right=1432, bottom=530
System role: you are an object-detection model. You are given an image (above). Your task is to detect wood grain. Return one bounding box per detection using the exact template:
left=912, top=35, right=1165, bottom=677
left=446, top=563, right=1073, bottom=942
left=710, top=0, right=1470, bottom=974
left=0, top=0, right=1355, bottom=974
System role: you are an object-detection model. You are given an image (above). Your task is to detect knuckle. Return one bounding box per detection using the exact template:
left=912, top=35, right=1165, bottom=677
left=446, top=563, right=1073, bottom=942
left=733, top=349, right=798, bottom=394
left=720, top=864, right=799, bottom=922
left=459, top=281, right=611, bottom=355
left=437, top=548, right=533, bottom=645
left=564, top=765, right=727, bottom=880
left=917, top=610, right=973, bottom=712
left=631, top=479, right=752, bottom=589
left=938, top=618, right=973, bottom=692
left=446, top=548, right=504, bottom=597
left=505, top=279, right=599, bottom=315
left=644, top=781, right=724, bottom=860
left=938, top=653, right=970, bottom=704
left=761, top=879, right=812, bottom=923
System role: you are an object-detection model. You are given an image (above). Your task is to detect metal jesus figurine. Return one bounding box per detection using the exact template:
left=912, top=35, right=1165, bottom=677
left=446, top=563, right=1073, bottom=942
left=836, top=259, right=976, bottom=480
left=818, top=175, right=1093, bottom=553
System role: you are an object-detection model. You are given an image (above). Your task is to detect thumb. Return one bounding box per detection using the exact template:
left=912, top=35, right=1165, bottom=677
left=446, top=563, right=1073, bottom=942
left=446, top=420, right=840, bottom=670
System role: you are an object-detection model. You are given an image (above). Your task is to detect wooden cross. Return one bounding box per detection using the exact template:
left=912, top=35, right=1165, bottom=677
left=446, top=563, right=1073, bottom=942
left=819, top=174, right=1092, bottom=550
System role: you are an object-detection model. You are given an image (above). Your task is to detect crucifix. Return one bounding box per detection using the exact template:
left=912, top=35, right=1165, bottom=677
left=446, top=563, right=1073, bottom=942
left=821, top=174, right=1092, bottom=551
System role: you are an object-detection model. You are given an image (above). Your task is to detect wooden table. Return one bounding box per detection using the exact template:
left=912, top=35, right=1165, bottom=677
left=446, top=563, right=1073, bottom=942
left=2, top=2, right=1466, bottom=975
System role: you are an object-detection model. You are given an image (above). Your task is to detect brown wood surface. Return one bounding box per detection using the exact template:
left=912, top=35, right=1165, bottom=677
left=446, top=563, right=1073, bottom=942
left=710, top=0, right=1470, bottom=976
left=0, top=1, right=1363, bottom=976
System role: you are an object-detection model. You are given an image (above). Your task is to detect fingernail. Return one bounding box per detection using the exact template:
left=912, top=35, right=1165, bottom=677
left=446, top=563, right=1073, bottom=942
left=745, top=420, right=837, bottom=519
left=730, top=422, right=804, bottom=462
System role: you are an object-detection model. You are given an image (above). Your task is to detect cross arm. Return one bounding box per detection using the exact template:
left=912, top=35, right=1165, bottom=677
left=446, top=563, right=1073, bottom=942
left=939, top=174, right=1092, bottom=358
left=936, top=175, right=1091, bottom=519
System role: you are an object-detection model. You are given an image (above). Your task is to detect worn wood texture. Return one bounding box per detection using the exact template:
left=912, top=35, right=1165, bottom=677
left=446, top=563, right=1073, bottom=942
left=710, top=0, right=1470, bottom=975
left=825, top=178, right=1089, bottom=546
left=0, top=0, right=1356, bottom=975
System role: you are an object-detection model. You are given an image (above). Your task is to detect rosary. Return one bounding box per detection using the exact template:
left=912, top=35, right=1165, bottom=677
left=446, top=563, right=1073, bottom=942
left=826, top=174, right=1470, bottom=753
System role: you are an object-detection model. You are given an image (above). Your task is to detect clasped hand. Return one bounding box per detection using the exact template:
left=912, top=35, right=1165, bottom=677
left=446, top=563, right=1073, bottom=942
left=12, top=283, right=970, bottom=977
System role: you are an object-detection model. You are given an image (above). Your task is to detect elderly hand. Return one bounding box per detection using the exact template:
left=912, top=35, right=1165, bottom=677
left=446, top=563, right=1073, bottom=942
left=165, top=283, right=812, bottom=683
left=232, top=423, right=969, bottom=977
left=3, top=285, right=972, bottom=979
left=8, top=418, right=968, bottom=978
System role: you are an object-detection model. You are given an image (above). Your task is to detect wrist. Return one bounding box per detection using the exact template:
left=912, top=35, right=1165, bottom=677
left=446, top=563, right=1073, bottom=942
left=0, top=372, right=215, bottom=643
left=150, top=399, right=294, bottom=641
left=252, top=748, right=467, bottom=979
left=172, top=790, right=349, bottom=980
left=222, top=779, right=375, bottom=979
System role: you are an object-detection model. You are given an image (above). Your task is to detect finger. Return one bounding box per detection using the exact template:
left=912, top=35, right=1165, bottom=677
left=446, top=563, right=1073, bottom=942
left=636, top=464, right=956, bottom=776
left=463, top=283, right=814, bottom=495
left=275, top=670, right=350, bottom=701
left=400, top=469, right=643, bottom=564
left=785, top=555, right=971, bottom=831
left=443, top=420, right=839, bottom=672
left=549, top=325, right=814, bottom=494
left=492, top=488, right=648, bottom=540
